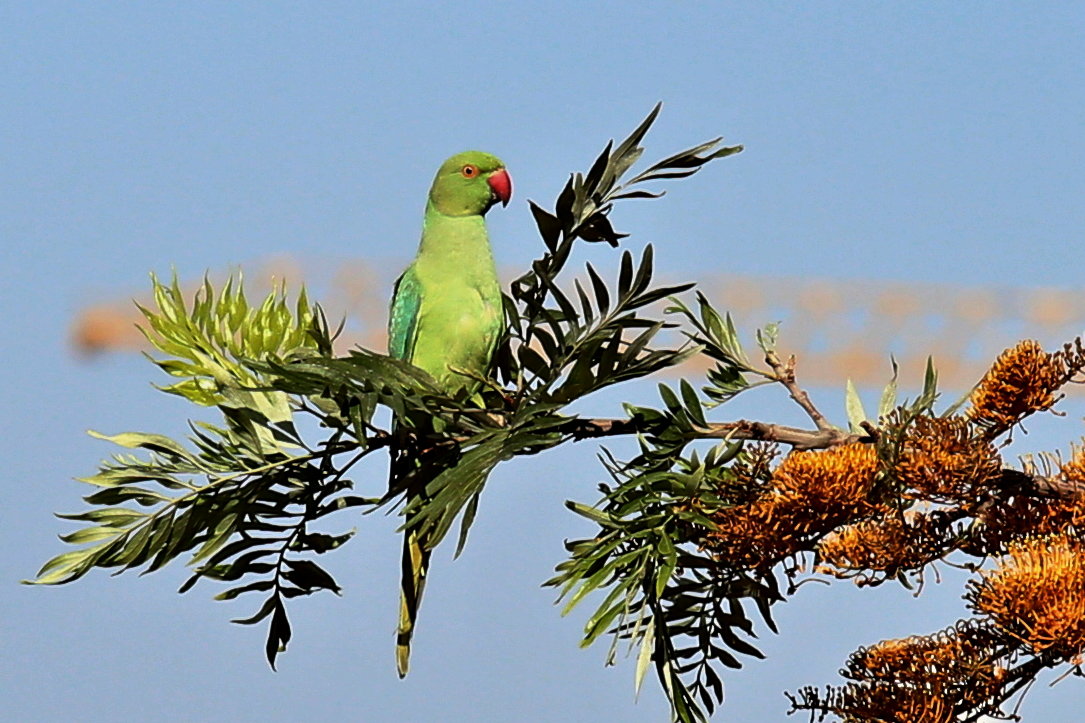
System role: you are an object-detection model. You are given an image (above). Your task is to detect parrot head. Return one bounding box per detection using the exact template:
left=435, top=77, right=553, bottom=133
left=429, top=151, right=512, bottom=216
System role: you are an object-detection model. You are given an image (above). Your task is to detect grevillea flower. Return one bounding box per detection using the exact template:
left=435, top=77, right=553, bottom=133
left=966, top=484, right=1085, bottom=557
left=706, top=443, right=882, bottom=567
left=796, top=623, right=1008, bottom=722
left=895, top=416, right=1002, bottom=503
left=967, top=340, right=1065, bottom=431
left=968, top=533, right=1085, bottom=660
left=817, top=514, right=949, bottom=580
left=847, top=624, right=1003, bottom=687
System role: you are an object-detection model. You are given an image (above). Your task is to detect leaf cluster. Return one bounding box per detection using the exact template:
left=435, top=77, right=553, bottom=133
left=547, top=317, right=792, bottom=722
left=549, top=439, right=782, bottom=722
left=31, top=107, right=753, bottom=704
left=39, top=108, right=1084, bottom=723
left=500, top=102, right=741, bottom=411
left=30, top=277, right=375, bottom=667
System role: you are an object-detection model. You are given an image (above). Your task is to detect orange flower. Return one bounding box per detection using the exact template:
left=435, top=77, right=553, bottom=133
left=835, top=685, right=955, bottom=723
left=895, top=416, right=1002, bottom=503
left=969, top=534, right=1085, bottom=659
left=790, top=622, right=1010, bottom=722
left=967, top=340, right=1065, bottom=431
left=1059, top=443, right=1085, bottom=492
left=966, top=489, right=1085, bottom=556
left=824, top=623, right=1008, bottom=722
left=772, top=443, right=881, bottom=506
left=818, top=514, right=949, bottom=579
left=706, top=443, right=883, bottom=568
left=848, top=624, right=1002, bottom=686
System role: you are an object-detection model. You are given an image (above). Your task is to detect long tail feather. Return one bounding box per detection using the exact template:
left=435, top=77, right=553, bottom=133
left=396, top=527, right=430, bottom=677
left=390, top=422, right=433, bottom=678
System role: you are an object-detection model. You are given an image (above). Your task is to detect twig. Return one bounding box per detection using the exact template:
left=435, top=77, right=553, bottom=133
left=764, top=349, right=835, bottom=433
left=564, top=416, right=861, bottom=450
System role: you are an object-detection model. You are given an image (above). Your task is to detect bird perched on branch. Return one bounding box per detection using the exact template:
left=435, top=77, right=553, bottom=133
left=387, top=151, right=512, bottom=677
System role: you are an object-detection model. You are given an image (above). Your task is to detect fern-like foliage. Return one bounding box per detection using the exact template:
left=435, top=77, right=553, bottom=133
left=30, top=106, right=760, bottom=714
left=33, top=104, right=1085, bottom=723
left=33, top=278, right=379, bottom=666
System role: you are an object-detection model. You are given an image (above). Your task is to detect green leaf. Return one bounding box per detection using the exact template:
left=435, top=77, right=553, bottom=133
left=755, top=323, right=778, bottom=354
left=88, top=430, right=192, bottom=458
left=917, top=356, right=939, bottom=412
left=26, top=548, right=96, bottom=585
left=611, top=102, right=661, bottom=170
left=266, top=600, right=292, bottom=669
left=679, top=380, right=706, bottom=428
left=563, top=501, right=619, bottom=528
left=283, top=559, right=341, bottom=595
left=56, top=508, right=147, bottom=527
left=583, top=140, right=613, bottom=195
left=215, top=579, right=275, bottom=601
left=298, top=530, right=355, bottom=554
left=454, top=492, right=481, bottom=559
left=878, top=356, right=899, bottom=419
left=634, top=616, right=655, bottom=698
left=58, top=526, right=121, bottom=545
left=232, top=596, right=277, bottom=626
left=844, top=379, right=867, bottom=433
left=586, top=263, right=610, bottom=316
left=658, top=384, right=684, bottom=418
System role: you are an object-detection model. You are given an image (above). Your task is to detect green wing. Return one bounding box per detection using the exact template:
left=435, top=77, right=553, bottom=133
left=388, top=265, right=422, bottom=362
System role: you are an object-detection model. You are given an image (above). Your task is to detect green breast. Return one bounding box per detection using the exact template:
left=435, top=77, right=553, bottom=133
left=409, top=212, right=502, bottom=392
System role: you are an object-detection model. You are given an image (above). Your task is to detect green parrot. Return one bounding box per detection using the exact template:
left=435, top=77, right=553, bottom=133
left=387, top=150, right=512, bottom=677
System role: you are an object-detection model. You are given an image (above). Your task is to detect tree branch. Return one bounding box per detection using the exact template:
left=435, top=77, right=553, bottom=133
left=561, top=419, right=1085, bottom=503
left=564, top=416, right=862, bottom=450
left=996, top=468, right=1085, bottom=501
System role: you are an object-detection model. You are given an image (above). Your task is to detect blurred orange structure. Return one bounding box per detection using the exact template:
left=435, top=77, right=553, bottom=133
left=71, top=256, right=1085, bottom=392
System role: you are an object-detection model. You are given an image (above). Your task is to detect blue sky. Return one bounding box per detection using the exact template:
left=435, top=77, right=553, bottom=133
left=3, top=4, right=1085, bottom=721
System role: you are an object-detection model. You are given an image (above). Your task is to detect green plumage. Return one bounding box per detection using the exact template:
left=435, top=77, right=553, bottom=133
left=388, top=150, right=510, bottom=677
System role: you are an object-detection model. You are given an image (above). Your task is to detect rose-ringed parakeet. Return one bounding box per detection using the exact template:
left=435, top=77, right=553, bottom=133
left=387, top=151, right=512, bottom=677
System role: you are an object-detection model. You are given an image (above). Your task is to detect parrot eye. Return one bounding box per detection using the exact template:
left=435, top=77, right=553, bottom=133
left=460, top=164, right=479, bottom=178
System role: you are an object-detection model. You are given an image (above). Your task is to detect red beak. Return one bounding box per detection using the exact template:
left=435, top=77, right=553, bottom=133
left=487, top=168, right=512, bottom=207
